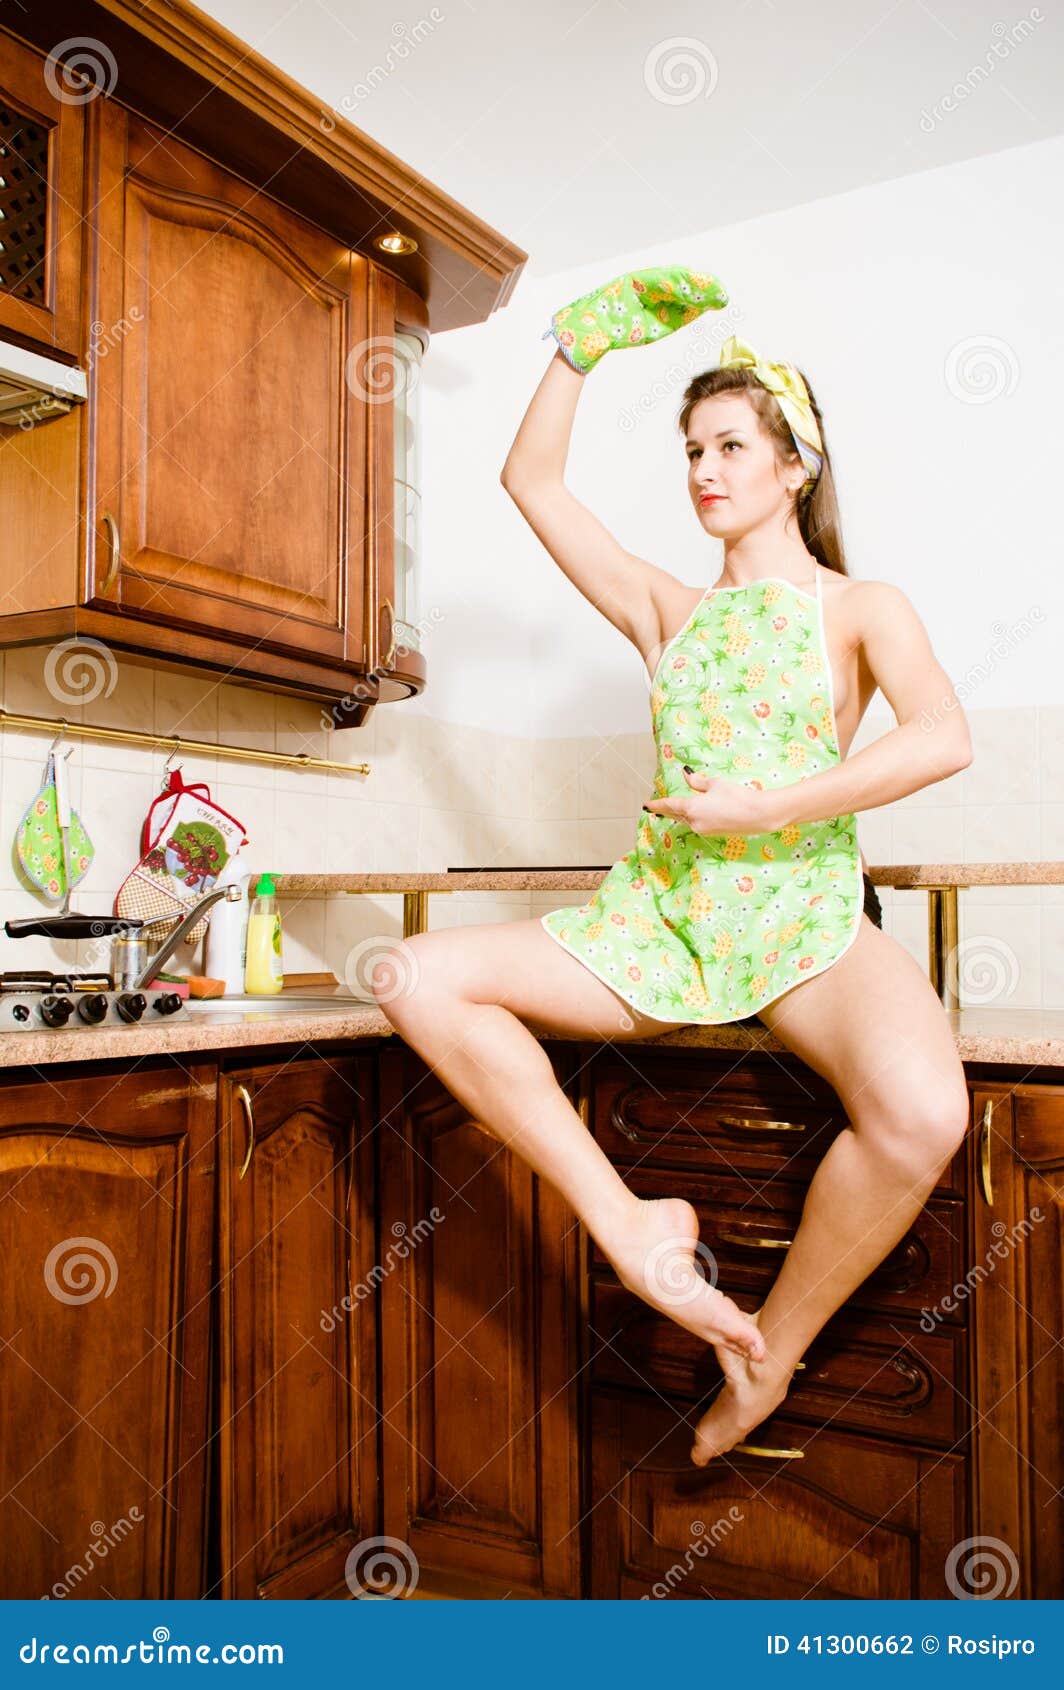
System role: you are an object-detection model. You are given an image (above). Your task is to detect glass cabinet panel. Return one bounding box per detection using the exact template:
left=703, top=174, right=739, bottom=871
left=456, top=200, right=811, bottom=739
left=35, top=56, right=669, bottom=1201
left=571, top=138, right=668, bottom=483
left=391, top=329, right=423, bottom=656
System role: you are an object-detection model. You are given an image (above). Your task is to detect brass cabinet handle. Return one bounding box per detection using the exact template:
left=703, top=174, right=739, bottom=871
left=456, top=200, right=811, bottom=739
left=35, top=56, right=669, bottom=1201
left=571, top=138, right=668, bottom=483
left=716, top=1228, right=792, bottom=1250
left=380, top=595, right=397, bottom=670
left=732, top=1441, right=805, bottom=1459
left=717, top=1113, right=806, bottom=1135
left=235, top=1084, right=255, bottom=1181
left=100, top=510, right=120, bottom=597
left=979, top=1097, right=994, bottom=1207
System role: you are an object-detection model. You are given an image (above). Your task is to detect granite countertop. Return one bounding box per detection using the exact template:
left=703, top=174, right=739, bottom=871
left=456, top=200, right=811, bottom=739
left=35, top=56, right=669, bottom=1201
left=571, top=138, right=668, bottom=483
left=268, top=863, right=1064, bottom=893
left=2, top=1001, right=1063, bottom=1070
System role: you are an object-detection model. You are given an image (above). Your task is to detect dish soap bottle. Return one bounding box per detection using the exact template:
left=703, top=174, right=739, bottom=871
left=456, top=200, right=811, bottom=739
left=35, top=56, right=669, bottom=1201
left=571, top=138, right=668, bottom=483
left=244, top=872, right=284, bottom=995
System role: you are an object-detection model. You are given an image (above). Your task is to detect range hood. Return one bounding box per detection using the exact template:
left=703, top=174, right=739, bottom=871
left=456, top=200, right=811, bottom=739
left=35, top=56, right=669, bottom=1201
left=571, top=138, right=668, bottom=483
left=0, top=337, right=87, bottom=428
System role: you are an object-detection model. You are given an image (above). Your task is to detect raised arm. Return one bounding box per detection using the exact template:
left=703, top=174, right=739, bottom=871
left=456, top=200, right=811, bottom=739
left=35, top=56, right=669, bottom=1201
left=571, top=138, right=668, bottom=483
left=500, top=349, right=684, bottom=665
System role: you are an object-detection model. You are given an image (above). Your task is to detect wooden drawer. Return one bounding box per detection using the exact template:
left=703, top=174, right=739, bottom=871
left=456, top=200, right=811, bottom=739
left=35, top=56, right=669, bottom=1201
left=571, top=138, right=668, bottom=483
left=590, top=1051, right=967, bottom=1195
left=590, top=1390, right=967, bottom=1599
left=590, top=1278, right=969, bottom=1447
left=590, top=1166, right=967, bottom=1322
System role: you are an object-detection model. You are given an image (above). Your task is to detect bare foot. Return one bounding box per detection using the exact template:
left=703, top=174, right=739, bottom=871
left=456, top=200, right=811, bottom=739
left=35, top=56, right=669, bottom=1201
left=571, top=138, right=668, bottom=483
left=689, top=1336, right=798, bottom=1466
left=599, top=1196, right=765, bottom=1362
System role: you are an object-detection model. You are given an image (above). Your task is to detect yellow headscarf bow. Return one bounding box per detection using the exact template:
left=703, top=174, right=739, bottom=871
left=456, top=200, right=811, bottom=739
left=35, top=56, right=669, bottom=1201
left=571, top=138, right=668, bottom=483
left=718, top=335, right=823, bottom=486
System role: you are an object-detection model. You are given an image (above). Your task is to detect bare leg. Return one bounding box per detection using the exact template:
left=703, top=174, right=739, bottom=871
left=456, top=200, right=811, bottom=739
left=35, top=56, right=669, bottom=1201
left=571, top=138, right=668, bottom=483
left=690, top=915, right=971, bottom=1464
left=373, top=917, right=764, bottom=1362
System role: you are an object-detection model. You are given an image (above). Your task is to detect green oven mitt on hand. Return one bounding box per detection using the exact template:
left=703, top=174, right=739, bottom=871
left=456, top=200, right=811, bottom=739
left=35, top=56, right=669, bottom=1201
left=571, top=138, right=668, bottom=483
left=542, top=264, right=729, bottom=374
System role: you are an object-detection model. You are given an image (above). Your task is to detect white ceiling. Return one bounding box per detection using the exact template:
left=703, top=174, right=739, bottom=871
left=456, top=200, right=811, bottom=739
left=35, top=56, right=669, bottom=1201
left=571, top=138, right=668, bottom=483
left=200, top=0, right=1063, bottom=276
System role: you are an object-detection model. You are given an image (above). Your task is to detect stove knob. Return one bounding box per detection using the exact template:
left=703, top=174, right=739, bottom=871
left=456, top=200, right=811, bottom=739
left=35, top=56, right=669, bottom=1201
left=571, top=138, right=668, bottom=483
left=39, top=994, right=74, bottom=1028
left=12, top=1003, right=30, bottom=1023
left=116, top=992, right=147, bottom=1024
left=152, top=992, right=184, bottom=1016
left=76, top=993, right=109, bottom=1026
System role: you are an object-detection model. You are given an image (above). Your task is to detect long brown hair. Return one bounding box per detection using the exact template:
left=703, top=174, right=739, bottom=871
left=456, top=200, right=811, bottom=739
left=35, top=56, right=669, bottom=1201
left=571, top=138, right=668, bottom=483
left=677, top=362, right=848, bottom=576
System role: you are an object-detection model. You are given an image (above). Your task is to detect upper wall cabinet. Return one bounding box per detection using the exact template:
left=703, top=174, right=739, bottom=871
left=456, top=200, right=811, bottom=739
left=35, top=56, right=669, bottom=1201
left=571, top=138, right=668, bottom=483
left=0, top=5, right=526, bottom=725
left=0, top=34, right=84, bottom=359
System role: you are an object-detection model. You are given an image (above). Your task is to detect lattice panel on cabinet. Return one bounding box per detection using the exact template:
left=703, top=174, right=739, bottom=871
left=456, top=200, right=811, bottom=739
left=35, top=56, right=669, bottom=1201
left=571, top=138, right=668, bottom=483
left=0, top=99, right=50, bottom=305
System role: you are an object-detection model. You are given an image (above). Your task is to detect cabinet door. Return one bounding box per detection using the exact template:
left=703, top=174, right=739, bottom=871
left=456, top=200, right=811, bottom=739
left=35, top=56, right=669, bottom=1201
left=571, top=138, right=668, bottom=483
left=0, top=34, right=84, bottom=356
left=375, top=1042, right=582, bottom=1599
left=0, top=1060, right=215, bottom=1598
left=590, top=1390, right=966, bottom=1599
left=87, top=103, right=365, bottom=660
left=217, top=1053, right=379, bottom=1599
left=971, top=1082, right=1064, bottom=1599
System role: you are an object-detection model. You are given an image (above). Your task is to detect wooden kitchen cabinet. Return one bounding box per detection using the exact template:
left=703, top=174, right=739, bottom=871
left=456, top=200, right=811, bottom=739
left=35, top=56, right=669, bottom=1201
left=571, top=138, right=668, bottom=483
left=215, top=1051, right=380, bottom=1600
left=0, top=34, right=85, bottom=358
left=970, top=1081, right=1064, bottom=1599
left=0, top=4, right=524, bottom=720
left=0, top=1058, right=216, bottom=1599
left=375, top=1041, right=584, bottom=1600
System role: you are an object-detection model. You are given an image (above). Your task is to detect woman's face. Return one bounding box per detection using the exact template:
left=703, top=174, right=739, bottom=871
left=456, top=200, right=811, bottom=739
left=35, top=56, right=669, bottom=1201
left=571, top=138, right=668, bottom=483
left=685, top=391, right=800, bottom=536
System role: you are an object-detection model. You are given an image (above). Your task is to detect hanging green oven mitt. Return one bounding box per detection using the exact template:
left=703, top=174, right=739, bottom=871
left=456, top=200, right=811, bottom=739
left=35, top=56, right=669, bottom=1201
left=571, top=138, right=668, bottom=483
left=542, top=263, right=729, bottom=374
left=15, top=752, right=95, bottom=901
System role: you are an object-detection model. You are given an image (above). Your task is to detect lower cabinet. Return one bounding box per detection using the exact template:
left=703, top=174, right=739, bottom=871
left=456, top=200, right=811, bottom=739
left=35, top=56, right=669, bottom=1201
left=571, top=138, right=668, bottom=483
left=0, top=1059, right=216, bottom=1599
left=374, top=1041, right=583, bottom=1599
left=215, top=1053, right=380, bottom=1599
left=0, top=1041, right=1060, bottom=1599
left=970, top=1081, right=1064, bottom=1599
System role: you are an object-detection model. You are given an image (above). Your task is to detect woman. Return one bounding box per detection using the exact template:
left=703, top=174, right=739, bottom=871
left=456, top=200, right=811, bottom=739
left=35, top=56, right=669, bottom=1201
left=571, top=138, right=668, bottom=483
left=373, top=278, right=973, bottom=1467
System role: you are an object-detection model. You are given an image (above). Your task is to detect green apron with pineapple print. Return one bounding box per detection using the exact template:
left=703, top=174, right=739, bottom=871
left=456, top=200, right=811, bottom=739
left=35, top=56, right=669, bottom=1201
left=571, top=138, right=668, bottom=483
left=540, top=573, right=863, bottom=1024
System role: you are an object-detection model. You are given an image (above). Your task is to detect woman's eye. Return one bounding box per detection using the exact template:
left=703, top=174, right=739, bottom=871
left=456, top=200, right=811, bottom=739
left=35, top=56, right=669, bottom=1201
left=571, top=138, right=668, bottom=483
left=723, top=441, right=740, bottom=452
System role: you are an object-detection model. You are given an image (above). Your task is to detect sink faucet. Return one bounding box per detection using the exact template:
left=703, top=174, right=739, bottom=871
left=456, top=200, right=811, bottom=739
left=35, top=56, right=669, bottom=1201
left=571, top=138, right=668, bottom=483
left=131, top=884, right=243, bottom=990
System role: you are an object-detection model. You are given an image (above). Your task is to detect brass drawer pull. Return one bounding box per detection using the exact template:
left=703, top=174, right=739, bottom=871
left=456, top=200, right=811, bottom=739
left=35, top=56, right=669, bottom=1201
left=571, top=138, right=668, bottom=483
left=100, top=510, right=120, bottom=597
left=979, top=1098, right=994, bottom=1207
left=235, top=1084, right=255, bottom=1181
left=732, top=1441, right=804, bottom=1460
left=717, top=1228, right=792, bottom=1250
left=717, top=1113, right=806, bottom=1135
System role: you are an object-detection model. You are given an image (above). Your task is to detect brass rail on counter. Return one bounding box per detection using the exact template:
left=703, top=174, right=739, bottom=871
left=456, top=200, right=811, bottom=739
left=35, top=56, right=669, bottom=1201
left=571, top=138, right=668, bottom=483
left=269, top=866, right=1064, bottom=1016
left=0, top=709, right=369, bottom=776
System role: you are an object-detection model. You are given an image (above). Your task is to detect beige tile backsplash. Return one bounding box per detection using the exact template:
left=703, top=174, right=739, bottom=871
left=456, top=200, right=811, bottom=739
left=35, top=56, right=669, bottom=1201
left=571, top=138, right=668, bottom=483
left=0, top=645, right=1058, bottom=1010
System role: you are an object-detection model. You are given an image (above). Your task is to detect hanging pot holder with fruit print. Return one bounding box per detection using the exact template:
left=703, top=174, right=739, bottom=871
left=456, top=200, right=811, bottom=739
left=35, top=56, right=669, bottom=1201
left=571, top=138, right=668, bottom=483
left=114, top=767, right=247, bottom=949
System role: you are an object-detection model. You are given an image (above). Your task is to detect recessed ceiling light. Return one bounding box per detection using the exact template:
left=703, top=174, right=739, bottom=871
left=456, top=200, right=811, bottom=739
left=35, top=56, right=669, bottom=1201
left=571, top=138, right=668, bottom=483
left=374, top=232, right=418, bottom=256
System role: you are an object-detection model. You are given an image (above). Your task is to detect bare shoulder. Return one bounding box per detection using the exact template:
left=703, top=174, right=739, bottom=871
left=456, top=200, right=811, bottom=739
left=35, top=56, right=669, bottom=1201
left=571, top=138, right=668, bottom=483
left=821, top=572, right=925, bottom=643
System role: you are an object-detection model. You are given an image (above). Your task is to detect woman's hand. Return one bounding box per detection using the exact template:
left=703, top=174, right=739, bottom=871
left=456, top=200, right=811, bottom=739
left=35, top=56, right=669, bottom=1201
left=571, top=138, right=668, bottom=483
left=643, top=766, right=781, bottom=836
left=543, top=264, right=728, bottom=374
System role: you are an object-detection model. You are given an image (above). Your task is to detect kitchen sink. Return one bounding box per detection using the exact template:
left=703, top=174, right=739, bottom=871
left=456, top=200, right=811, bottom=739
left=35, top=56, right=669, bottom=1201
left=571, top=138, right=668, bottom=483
left=183, top=993, right=370, bottom=1016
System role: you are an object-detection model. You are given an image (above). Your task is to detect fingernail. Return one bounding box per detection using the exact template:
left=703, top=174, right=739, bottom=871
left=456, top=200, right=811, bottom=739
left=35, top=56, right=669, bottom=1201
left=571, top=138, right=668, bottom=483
left=683, top=764, right=693, bottom=773
left=642, top=804, right=650, bottom=812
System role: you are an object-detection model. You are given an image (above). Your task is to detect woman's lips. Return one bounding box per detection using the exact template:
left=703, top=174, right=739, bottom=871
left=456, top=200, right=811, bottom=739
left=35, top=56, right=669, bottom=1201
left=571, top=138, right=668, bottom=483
left=700, top=495, right=725, bottom=505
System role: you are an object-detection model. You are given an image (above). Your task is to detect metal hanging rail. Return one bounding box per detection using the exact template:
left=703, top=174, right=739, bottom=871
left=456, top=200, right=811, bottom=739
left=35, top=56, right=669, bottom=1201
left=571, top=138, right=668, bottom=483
left=0, top=709, right=369, bottom=776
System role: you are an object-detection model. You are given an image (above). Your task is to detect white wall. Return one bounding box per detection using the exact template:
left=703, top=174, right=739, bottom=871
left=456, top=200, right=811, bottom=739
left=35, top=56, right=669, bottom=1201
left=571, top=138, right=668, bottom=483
left=415, top=132, right=1064, bottom=736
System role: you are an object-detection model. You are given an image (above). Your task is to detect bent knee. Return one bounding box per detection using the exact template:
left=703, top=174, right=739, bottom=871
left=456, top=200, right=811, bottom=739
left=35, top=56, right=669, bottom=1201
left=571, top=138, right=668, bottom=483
left=861, top=1087, right=971, bottom=1173
left=369, top=934, right=439, bottom=1020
